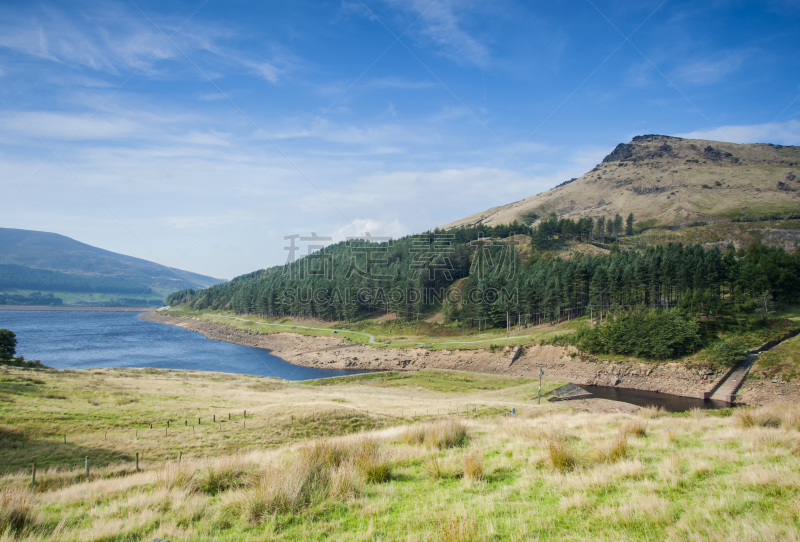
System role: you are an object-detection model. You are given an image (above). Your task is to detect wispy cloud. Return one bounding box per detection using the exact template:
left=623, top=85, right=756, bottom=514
left=385, top=0, right=491, bottom=67
left=673, top=50, right=749, bottom=85
left=675, top=120, right=800, bottom=145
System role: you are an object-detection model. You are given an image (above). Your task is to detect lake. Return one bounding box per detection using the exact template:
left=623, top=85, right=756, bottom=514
left=0, top=310, right=371, bottom=381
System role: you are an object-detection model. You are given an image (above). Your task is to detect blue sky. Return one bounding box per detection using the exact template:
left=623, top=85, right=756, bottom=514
left=1, top=0, right=799, bottom=279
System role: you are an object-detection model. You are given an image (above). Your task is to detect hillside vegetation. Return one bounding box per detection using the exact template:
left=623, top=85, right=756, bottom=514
left=2, top=365, right=800, bottom=541
left=0, top=228, right=225, bottom=306
left=443, top=135, right=800, bottom=230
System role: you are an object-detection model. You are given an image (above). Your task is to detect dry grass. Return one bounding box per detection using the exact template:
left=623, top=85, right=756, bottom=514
left=439, top=515, right=477, bottom=542
left=594, top=433, right=628, bottom=464
left=620, top=418, right=648, bottom=437
left=0, top=487, right=37, bottom=534
left=461, top=451, right=483, bottom=481
left=152, top=461, right=196, bottom=491
left=734, top=407, right=782, bottom=429
left=195, top=456, right=255, bottom=495
left=402, top=419, right=468, bottom=449
left=423, top=457, right=457, bottom=480
left=544, top=429, right=578, bottom=472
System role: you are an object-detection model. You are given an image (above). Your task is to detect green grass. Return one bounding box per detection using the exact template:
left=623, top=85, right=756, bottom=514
left=301, top=368, right=541, bottom=394
left=2, top=366, right=800, bottom=541
left=751, top=333, right=800, bottom=383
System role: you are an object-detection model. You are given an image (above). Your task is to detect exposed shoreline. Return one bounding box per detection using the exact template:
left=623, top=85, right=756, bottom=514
left=141, top=312, right=800, bottom=406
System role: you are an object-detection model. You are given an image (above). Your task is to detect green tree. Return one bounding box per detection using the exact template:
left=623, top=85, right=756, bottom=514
left=625, top=213, right=635, bottom=236
left=0, top=329, right=17, bottom=360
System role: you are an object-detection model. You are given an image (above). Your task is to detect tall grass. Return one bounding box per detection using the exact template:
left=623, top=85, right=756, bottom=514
left=545, top=430, right=578, bottom=472
left=734, top=407, right=782, bottom=429
left=462, top=451, right=483, bottom=481
left=0, top=487, right=37, bottom=534
left=620, top=418, right=648, bottom=437
left=245, top=436, right=391, bottom=523
left=595, top=433, right=628, bottom=464
left=403, top=419, right=468, bottom=449
left=440, top=515, right=477, bottom=542
left=195, top=456, right=254, bottom=495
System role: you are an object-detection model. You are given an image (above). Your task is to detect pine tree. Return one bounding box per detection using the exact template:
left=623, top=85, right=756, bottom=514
left=625, top=213, right=635, bottom=236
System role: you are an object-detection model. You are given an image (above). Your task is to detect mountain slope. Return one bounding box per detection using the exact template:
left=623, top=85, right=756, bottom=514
left=443, top=135, right=800, bottom=230
left=0, top=228, right=225, bottom=297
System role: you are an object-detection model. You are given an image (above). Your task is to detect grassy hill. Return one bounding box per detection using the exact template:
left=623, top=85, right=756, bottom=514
left=443, top=135, right=800, bottom=230
left=0, top=228, right=225, bottom=305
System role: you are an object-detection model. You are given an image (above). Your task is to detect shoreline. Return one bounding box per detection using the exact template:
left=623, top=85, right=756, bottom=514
left=140, top=312, right=800, bottom=405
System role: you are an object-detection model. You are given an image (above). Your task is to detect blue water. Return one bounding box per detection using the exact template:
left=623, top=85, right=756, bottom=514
left=0, top=310, right=370, bottom=381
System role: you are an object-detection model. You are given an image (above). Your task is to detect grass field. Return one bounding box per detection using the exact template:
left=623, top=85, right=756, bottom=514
left=2, top=365, right=800, bottom=541
left=751, top=333, right=800, bottom=383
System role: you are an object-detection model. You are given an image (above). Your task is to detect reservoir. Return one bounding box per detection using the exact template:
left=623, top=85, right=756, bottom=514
left=0, top=309, right=372, bottom=381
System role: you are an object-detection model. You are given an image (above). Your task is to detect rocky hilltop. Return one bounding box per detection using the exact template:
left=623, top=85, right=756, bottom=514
left=444, top=135, right=800, bottom=229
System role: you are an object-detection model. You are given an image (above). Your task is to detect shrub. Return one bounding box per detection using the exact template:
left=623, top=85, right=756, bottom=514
left=709, top=340, right=747, bottom=367
left=578, top=308, right=700, bottom=359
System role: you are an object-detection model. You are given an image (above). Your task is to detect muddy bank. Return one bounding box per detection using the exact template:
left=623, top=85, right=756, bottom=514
left=733, top=380, right=800, bottom=406
left=143, top=312, right=739, bottom=401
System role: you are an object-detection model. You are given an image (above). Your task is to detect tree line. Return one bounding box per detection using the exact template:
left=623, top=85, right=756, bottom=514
left=168, top=221, right=799, bottom=334
left=0, top=264, right=152, bottom=294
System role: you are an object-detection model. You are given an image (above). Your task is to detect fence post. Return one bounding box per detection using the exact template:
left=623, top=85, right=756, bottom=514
left=135, top=453, right=139, bottom=471
left=32, top=462, right=36, bottom=485
left=214, top=414, right=216, bottom=422
left=179, top=451, right=182, bottom=463
left=64, top=434, right=66, bottom=444
left=85, top=457, right=89, bottom=477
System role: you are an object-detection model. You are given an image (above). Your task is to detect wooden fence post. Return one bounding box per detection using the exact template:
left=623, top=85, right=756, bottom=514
left=85, top=457, right=89, bottom=477
left=32, top=462, right=36, bottom=485
left=135, top=453, right=139, bottom=471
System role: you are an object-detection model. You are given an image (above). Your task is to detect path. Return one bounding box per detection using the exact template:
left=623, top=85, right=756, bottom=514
left=709, top=353, right=759, bottom=403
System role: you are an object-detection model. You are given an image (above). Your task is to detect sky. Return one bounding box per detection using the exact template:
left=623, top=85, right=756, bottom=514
left=1, top=0, right=799, bottom=280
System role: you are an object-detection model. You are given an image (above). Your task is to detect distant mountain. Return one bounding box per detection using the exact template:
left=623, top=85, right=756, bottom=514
left=0, top=228, right=225, bottom=305
left=443, top=135, right=800, bottom=230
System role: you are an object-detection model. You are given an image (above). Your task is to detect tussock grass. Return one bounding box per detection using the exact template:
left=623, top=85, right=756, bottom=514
left=402, top=419, right=468, bottom=449
left=620, top=418, right=648, bottom=437
left=423, top=456, right=457, bottom=480
left=461, top=451, right=483, bottom=481
left=0, top=487, right=37, bottom=534
left=734, top=407, right=782, bottom=428
left=196, top=456, right=254, bottom=495
left=594, top=433, right=628, bottom=463
left=544, top=429, right=578, bottom=472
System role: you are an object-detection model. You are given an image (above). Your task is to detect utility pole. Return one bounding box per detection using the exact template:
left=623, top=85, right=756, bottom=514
left=538, top=364, right=544, bottom=405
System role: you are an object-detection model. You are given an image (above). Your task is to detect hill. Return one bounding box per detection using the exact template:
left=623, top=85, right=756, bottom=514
left=443, top=135, right=800, bottom=230
left=0, top=228, right=225, bottom=305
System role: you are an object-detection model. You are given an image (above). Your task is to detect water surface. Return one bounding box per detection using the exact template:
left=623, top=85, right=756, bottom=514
left=581, top=385, right=731, bottom=412
left=0, top=310, right=370, bottom=381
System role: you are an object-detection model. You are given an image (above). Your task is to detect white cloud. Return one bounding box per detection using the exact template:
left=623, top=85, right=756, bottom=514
left=674, top=51, right=749, bottom=85
left=675, top=120, right=800, bottom=145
